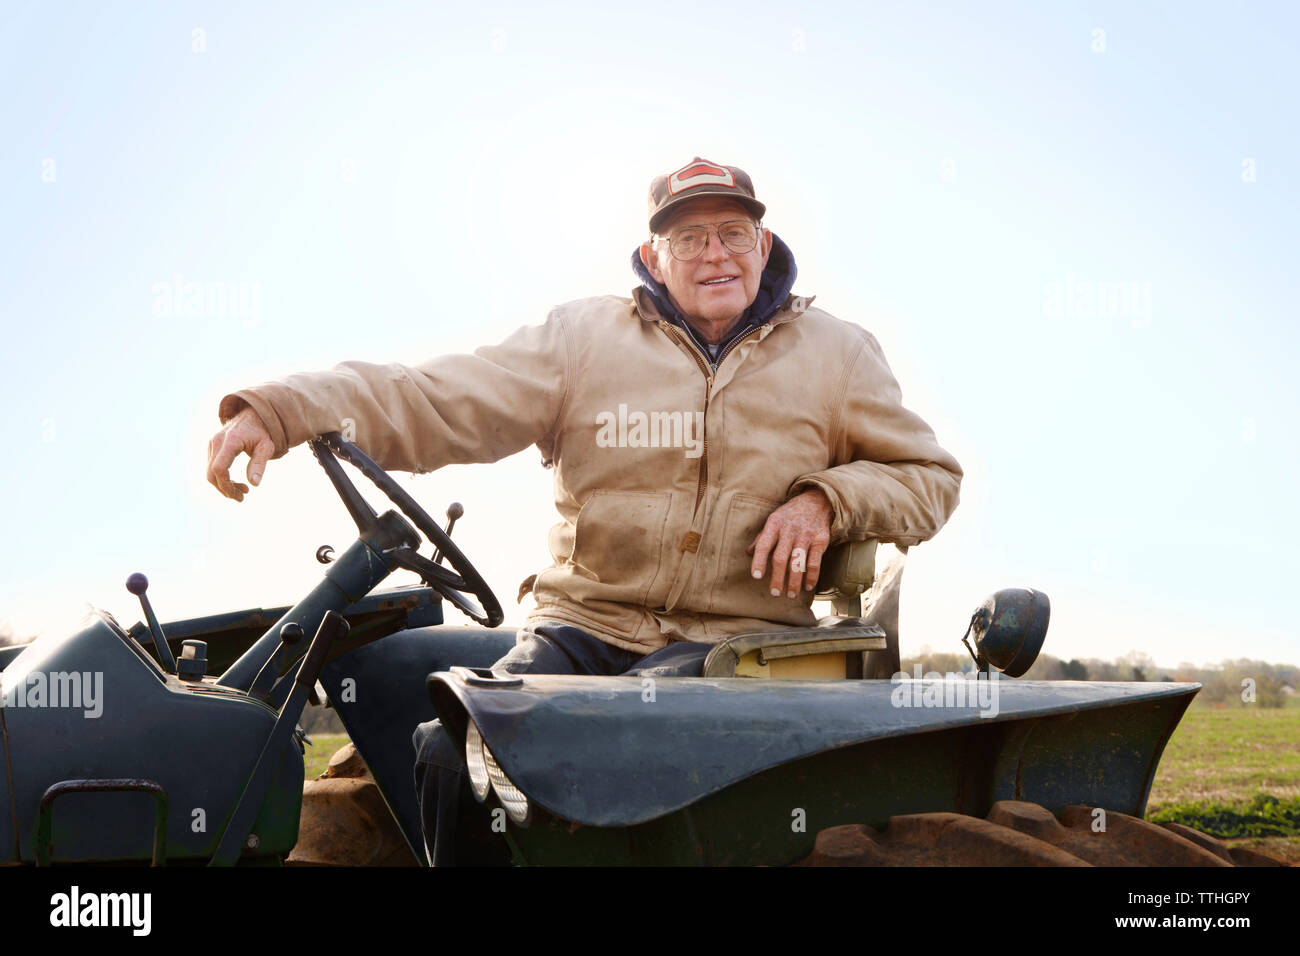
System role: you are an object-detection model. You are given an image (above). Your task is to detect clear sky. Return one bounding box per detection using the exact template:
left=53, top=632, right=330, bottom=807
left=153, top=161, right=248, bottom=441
left=2, top=1, right=1297, bottom=671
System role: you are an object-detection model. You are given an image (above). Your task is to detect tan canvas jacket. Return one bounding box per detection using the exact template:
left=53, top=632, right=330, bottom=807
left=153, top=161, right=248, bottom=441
left=219, top=289, right=962, bottom=654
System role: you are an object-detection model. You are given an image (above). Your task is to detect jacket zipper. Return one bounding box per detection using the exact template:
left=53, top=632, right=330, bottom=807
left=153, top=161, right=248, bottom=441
left=656, top=320, right=765, bottom=610
left=660, top=322, right=764, bottom=516
left=712, top=324, right=762, bottom=371
left=660, top=323, right=712, bottom=515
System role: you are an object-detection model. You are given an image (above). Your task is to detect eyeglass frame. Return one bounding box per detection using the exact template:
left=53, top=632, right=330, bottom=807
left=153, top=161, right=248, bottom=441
left=649, top=218, right=765, bottom=261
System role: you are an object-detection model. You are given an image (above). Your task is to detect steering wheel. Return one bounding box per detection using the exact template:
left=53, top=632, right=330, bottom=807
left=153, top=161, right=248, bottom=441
left=308, top=432, right=504, bottom=628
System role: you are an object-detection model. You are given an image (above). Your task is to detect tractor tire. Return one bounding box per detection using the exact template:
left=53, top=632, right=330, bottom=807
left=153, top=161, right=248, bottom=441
left=288, top=742, right=418, bottom=866
left=796, top=800, right=1294, bottom=866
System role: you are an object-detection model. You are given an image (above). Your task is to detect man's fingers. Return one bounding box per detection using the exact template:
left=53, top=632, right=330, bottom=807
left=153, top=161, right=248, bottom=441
left=786, top=534, right=824, bottom=596
left=205, top=405, right=276, bottom=503
left=803, top=536, right=830, bottom=592
left=749, top=524, right=778, bottom=580
left=247, top=437, right=274, bottom=487
left=207, top=432, right=250, bottom=501
left=205, top=436, right=221, bottom=493
left=207, top=435, right=238, bottom=500
left=786, top=541, right=810, bottom=597
left=801, top=551, right=820, bottom=593
left=767, top=532, right=793, bottom=598
left=752, top=499, right=833, bottom=599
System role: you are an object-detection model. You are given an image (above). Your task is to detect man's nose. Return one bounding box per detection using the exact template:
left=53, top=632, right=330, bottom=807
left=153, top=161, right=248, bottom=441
left=701, top=230, right=731, bottom=261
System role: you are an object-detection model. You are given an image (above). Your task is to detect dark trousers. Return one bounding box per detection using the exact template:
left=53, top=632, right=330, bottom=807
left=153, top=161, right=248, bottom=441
left=412, top=621, right=710, bottom=866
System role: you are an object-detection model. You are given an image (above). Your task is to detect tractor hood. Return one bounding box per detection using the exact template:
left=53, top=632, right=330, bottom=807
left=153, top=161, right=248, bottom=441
left=0, top=614, right=301, bottom=863
left=427, top=671, right=1201, bottom=828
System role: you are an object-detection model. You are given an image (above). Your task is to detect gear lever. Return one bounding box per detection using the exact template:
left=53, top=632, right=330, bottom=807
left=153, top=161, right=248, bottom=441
left=430, top=502, right=463, bottom=566
left=126, top=573, right=177, bottom=674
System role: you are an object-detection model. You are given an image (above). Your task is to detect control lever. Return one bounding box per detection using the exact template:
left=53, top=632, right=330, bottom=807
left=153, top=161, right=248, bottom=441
left=248, top=622, right=305, bottom=702
left=210, top=611, right=350, bottom=866
left=430, top=501, right=463, bottom=566
left=126, top=573, right=177, bottom=674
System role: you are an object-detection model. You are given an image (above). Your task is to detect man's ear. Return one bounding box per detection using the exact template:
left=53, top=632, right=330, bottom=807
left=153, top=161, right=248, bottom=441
left=759, top=227, right=773, bottom=269
left=639, top=241, right=665, bottom=283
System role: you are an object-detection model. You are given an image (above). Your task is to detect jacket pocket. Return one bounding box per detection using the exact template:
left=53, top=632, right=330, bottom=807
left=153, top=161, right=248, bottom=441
left=569, top=490, right=673, bottom=607
left=707, top=493, right=790, bottom=613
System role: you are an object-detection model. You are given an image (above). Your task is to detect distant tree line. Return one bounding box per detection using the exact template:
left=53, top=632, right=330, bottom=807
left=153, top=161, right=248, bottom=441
left=900, top=648, right=1297, bottom=709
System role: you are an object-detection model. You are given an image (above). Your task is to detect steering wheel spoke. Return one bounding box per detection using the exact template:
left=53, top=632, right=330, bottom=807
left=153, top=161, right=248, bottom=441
left=308, top=433, right=505, bottom=628
left=387, top=548, right=470, bottom=591
left=310, top=440, right=379, bottom=533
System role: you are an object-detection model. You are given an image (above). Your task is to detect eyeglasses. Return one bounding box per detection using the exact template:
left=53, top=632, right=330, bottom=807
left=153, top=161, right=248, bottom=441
left=653, top=219, right=761, bottom=261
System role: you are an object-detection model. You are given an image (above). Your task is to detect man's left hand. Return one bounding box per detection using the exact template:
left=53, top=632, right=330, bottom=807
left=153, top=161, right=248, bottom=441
left=747, top=488, right=834, bottom=598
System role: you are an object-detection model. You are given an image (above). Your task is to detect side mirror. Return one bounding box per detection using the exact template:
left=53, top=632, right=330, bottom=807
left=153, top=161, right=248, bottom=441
left=962, top=588, right=1051, bottom=678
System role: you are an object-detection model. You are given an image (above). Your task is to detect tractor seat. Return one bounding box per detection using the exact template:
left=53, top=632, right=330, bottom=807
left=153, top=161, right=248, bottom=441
left=702, top=541, right=885, bottom=680
left=701, top=619, right=886, bottom=679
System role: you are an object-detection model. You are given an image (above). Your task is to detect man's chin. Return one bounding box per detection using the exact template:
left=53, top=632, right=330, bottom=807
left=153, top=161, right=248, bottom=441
left=694, top=304, right=746, bottom=325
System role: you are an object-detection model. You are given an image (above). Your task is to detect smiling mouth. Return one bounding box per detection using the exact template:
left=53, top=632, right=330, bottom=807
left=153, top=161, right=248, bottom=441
left=700, top=276, right=738, bottom=286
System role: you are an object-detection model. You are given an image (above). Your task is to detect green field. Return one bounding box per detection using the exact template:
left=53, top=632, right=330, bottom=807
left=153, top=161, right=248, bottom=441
left=304, top=732, right=351, bottom=780
left=1148, top=703, right=1300, bottom=809
left=1145, top=702, right=1300, bottom=862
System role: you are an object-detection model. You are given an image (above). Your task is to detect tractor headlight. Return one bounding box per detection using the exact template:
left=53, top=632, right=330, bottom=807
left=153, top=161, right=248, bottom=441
left=483, top=746, right=531, bottom=826
left=960, top=588, right=1051, bottom=678
left=464, top=719, right=531, bottom=826
left=465, top=720, right=491, bottom=802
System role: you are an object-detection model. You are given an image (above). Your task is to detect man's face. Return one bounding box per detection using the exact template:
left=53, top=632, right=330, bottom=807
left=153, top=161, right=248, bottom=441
left=639, top=197, right=773, bottom=333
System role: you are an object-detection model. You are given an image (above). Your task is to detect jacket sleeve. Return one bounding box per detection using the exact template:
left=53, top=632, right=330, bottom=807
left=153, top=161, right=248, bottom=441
left=217, top=310, right=574, bottom=473
left=786, top=330, right=962, bottom=547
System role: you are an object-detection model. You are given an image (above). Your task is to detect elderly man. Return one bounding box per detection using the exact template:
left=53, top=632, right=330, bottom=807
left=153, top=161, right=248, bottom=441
left=207, top=157, right=962, bottom=863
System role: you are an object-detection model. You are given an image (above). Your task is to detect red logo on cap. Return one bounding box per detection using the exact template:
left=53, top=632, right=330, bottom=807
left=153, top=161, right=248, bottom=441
left=668, top=159, right=736, bottom=195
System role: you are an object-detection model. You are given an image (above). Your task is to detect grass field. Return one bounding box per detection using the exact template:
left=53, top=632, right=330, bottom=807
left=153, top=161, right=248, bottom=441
left=1148, top=703, right=1300, bottom=809
left=1146, top=701, right=1300, bottom=862
left=304, top=732, right=351, bottom=780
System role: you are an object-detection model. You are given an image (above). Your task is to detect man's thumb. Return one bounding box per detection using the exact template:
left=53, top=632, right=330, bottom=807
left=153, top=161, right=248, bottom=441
left=248, top=439, right=274, bottom=486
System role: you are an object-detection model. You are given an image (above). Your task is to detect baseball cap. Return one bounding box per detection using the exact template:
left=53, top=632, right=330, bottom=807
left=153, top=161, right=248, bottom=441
left=647, top=157, right=767, bottom=234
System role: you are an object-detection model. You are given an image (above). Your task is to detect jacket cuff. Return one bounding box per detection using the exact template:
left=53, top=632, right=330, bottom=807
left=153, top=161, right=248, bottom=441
left=218, top=390, right=290, bottom=459
left=786, top=474, right=854, bottom=543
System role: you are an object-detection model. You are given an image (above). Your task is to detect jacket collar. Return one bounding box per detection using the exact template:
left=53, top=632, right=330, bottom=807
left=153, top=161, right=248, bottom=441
left=630, top=231, right=802, bottom=331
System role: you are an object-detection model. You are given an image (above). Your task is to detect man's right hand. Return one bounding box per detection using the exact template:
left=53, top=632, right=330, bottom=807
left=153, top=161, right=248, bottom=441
left=207, top=404, right=276, bottom=502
